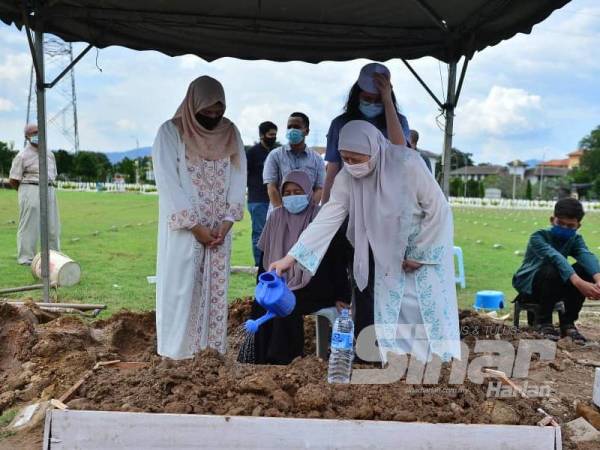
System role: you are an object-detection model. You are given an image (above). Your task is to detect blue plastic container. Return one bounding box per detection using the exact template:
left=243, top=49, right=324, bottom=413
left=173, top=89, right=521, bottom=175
left=474, top=290, right=505, bottom=310
left=244, top=271, right=296, bottom=333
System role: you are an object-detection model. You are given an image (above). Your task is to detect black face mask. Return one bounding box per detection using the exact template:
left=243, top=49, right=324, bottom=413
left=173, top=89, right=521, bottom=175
left=195, top=113, right=223, bottom=130
left=263, top=137, right=277, bottom=148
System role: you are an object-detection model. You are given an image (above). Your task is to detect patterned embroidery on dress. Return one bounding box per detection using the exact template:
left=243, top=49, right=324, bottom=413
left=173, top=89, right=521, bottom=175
left=289, top=241, right=319, bottom=274
left=226, top=202, right=244, bottom=221
left=182, top=156, right=233, bottom=356
left=168, top=208, right=199, bottom=230
left=405, top=220, right=445, bottom=264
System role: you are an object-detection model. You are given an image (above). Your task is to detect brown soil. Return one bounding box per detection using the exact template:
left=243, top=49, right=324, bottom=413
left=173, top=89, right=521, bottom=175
left=2, top=300, right=600, bottom=449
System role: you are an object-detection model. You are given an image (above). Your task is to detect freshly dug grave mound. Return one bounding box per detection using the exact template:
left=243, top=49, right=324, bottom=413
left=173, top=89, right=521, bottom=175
left=2, top=298, right=600, bottom=449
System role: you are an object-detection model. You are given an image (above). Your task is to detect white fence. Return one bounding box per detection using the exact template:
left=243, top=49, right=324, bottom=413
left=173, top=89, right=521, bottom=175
left=450, top=196, right=600, bottom=211
left=56, top=181, right=157, bottom=194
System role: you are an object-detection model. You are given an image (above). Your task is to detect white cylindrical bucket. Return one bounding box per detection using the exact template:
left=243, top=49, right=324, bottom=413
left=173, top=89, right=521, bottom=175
left=31, top=250, right=81, bottom=287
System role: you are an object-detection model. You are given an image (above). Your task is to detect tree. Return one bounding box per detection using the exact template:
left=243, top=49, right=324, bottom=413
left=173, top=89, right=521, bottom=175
left=71, top=151, right=112, bottom=181
left=526, top=180, right=532, bottom=200
left=571, top=125, right=600, bottom=184
left=449, top=177, right=464, bottom=197
left=113, top=157, right=136, bottom=183
left=53, top=149, right=74, bottom=179
left=435, top=147, right=474, bottom=177
left=466, top=179, right=480, bottom=197
left=478, top=181, right=485, bottom=198
left=0, top=140, right=17, bottom=178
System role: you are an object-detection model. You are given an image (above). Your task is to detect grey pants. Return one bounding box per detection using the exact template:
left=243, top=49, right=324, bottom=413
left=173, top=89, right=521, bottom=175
left=17, top=184, right=60, bottom=264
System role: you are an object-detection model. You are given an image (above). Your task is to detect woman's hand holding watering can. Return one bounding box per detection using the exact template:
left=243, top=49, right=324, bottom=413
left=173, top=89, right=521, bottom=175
left=269, top=254, right=296, bottom=276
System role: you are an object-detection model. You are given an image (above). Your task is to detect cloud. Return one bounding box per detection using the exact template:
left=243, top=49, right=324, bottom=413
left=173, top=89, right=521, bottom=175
left=0, top=97, right=14, bottom=112
left=0, top=0, right=598, bottom=162
left=0, top=52, right=30, bottom=81
left=456, top=86, right=544, bottom=138
left=116, top=119, right=137, bottom=131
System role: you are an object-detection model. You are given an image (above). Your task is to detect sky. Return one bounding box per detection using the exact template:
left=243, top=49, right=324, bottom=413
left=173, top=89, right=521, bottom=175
left=0, top=1, right=599, bottom=165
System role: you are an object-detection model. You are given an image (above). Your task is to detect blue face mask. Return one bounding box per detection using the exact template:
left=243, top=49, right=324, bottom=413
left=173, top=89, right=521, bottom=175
left=550, top=225, right=576, bottom=240
left=282, top=194, right=309, bottom=214
left=286, top=128, right=305, bottom=145
left=359, top=100, right=384, bottom=119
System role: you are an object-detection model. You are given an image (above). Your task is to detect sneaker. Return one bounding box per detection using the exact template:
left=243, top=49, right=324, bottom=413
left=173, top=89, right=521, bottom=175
left=538, top=324, right=560, bottom=341
left=561, top=325, right=588, bottom=344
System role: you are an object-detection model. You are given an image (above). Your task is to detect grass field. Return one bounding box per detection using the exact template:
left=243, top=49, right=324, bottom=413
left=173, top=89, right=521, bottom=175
left=1, top=189, right=599, bottom=316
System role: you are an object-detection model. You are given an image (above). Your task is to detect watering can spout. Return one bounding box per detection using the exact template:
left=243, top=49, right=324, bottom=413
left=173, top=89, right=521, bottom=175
left=244, top=311, right=276, bottom=334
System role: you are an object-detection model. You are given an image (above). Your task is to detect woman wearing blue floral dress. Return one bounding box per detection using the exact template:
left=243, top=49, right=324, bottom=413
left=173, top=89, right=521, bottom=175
left=270, top=120, right=460, bottom=364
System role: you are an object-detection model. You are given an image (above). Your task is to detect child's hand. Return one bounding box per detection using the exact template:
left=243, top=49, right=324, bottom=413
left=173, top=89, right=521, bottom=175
left=335, top=300, right=351, bottom=312
left=269, top=255, right=296, bottom=276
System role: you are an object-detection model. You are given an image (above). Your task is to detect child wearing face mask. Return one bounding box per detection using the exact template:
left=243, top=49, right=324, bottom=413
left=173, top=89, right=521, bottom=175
left=241, top=170, right=351, bottom=365
left=513, top=198, right=600, bottom=343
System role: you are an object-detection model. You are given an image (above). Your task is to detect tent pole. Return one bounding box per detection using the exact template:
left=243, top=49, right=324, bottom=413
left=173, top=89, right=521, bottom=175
left=441, top=61, right=457, bottom=197
left=34, top=26, right=51, bottom=303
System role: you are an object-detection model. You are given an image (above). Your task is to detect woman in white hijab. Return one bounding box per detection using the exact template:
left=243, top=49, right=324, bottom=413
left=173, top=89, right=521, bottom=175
left=152, top=76, right=246, bottom=359
left=270, top=120, right=460, bottom=364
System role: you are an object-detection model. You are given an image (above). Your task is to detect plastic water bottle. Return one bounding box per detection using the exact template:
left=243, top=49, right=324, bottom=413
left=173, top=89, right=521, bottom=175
left=327, top=309, right=354, bottom=384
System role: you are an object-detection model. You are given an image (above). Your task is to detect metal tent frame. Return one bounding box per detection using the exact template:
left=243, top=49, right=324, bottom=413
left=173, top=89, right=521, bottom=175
left=7, top=0, right=568, bottom=302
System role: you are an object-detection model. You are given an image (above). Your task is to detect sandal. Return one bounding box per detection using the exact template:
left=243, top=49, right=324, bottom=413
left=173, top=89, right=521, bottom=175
left=561, top=325, right=588, bottom=344
left=538, top=324, right=560, bottom=341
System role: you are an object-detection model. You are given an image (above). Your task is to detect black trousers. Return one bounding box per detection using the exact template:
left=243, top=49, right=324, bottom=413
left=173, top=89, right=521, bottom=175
left=530, top=262, right=593, bottom=326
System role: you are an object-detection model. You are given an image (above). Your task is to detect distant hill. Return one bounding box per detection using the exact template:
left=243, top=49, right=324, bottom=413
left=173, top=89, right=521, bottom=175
left=105, top=147, right=152, bottom=164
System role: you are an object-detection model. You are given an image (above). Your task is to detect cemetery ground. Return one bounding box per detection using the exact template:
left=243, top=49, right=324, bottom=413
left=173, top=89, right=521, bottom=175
left=2, top=190, right=600, bottom=449
left=1, top=189, right=600, bottom=313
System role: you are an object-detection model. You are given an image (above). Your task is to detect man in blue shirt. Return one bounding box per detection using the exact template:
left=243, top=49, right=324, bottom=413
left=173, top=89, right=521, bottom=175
left=513, top=198, right=600, bottom=343
left=263, top=112, right=325, bottom=208
left=247, top=121, right=277, bottom=266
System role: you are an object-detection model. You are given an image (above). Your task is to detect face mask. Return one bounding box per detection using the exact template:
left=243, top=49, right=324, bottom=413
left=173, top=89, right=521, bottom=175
left=345, top=160, right=374, bottom=179
left=359, top=100, right=384, bottom=119
left=195, top=113, right=223, bottom=130
left=29, top=135, right=39, bottom=146
left=286, top=128, right=305, bottom=145
left=282, top=194, right=309, bottom=214
left=263, top=137, right=277, bottom=148
left=550, top=224, right=576, bottom=240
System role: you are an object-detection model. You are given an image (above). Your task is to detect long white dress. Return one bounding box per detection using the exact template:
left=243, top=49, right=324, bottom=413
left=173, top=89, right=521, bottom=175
left=152, top=120, right=246, bottom=359
left=289, top=154, right=460, bottom=364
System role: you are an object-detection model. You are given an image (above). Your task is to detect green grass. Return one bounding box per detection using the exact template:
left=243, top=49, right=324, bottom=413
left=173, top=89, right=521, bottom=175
left=1, top=189, right=599, bottom=316
left=0, top=190, right=255, bottom=315
left=0, top=409, right=17, bottom=428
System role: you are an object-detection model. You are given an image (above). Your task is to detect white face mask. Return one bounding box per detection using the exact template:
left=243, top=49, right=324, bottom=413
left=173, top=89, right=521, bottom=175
left=345, top=160, right=374, bottom=178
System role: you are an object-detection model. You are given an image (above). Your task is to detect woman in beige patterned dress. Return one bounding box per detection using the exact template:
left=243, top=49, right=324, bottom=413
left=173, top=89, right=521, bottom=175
left=152, top=76, right=246, bottom=359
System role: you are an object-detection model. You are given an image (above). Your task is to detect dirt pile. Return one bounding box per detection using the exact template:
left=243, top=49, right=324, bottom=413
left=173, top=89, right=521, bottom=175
left=2, top=299, right=600, bottom=449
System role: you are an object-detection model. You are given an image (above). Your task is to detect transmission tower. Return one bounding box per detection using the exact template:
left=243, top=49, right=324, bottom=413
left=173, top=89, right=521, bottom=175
left=26, top=37, right=80, bottom=153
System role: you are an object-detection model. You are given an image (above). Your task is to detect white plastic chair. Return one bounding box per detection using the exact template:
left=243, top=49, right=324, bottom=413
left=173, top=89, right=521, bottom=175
left=453, top=246, right=466, bottom=289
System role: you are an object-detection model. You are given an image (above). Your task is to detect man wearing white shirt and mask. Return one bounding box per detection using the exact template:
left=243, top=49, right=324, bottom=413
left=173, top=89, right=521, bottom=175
left=9, top=124, right=61, bottom=265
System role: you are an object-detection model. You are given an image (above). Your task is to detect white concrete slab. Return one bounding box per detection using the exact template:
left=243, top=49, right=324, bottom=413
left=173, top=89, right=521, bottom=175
left=44, top=409, right=562, bottom=450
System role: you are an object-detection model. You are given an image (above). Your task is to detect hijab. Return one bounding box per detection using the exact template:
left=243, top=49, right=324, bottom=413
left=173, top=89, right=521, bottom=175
left=172, top=75, right=241, bottom=163
left=339, top=120, right=413, bottom=291
left=258, top=170, right=320, bottom=291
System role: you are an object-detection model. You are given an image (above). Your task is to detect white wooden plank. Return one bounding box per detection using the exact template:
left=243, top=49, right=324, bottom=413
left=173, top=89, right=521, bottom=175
left=593, top=368, right=600, bottom=408
left=48, top=409, right=560, bottom=450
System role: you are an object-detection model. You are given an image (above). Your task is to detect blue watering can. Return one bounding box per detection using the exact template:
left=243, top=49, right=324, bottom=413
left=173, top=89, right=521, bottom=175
left=244, top=271, right=296, bottom=334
